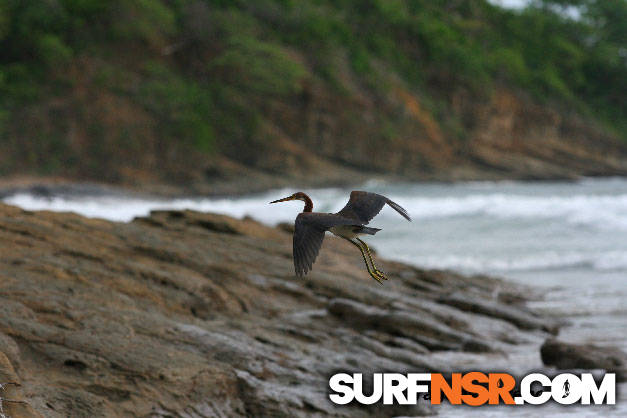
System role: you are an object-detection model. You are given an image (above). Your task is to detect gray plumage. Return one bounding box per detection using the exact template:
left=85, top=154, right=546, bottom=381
left=337, top=191, right=411, bottom=224
left=293, top=213, right=357, bottom=276
left=291, top=191, right=411, bottom=276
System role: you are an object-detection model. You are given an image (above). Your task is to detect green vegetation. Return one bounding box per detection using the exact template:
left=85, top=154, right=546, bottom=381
left=0, top=0, right=625, bottom=178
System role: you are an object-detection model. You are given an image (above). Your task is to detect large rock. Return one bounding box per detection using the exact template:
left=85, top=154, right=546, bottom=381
left=438, top=292, right=560, bottom=334
left=0, top=203, right=557, bottom=416
left=541, top=338, right=627, bottom=381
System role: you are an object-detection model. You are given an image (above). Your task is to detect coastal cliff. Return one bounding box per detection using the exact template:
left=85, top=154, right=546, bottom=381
left=1, top=1, right=626, bottom=194
left=0, top=203, right=561, bottom=416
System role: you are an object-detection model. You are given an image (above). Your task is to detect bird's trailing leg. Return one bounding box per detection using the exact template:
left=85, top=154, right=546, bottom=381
left=344, top=238, right=384, bottom=284
left=356, top=238, right=387, bottom=281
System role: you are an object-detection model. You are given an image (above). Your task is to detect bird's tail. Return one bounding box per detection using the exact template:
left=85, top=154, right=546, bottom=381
left=359, top=226, right=381, bottom=235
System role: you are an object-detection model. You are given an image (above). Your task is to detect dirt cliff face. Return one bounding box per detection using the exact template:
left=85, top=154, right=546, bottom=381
left=0, top=203, right=560, bottom=416
left=464, top=89, right=627, bottom=179
left=211, top=80, right=627, bottom=194
left=3, top=78, right=626, bottom=197
left=226, top=86, right=627, bottom=195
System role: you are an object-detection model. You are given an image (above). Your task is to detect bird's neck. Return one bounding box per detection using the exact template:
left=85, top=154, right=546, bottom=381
left=301, top=194, right=313, bottom=213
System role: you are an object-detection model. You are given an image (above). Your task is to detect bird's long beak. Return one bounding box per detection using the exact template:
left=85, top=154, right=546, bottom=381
left=269, top=196, right=294, bottom=204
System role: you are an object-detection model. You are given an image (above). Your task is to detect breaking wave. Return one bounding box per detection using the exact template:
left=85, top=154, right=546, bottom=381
left=398, top=250, right=627, bottom=273
left=5, top=181, right=627, bottom=229
left=381, top=193, right=627, bottom=231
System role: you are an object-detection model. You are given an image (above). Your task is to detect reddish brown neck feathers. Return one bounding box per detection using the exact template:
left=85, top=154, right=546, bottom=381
left=301, top=193, right=313, bottom=212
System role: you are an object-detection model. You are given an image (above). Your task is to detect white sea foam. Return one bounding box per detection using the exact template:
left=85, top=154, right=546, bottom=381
left=6, top=188, right=627, bottom=230
left=395, top=250, right=627, bottom=273
left=379, top=193, right=627, bottom=231
left=2, top=191, right=295, bottom=223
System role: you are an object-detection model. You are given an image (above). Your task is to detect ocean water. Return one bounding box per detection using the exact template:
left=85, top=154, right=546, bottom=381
left=4, top=177, right=626, bottom=415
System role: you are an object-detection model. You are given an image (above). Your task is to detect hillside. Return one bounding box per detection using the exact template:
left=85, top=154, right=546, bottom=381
left=0, top=203, right=562, bottom=416
left=1, top=0, right=626, bottom=192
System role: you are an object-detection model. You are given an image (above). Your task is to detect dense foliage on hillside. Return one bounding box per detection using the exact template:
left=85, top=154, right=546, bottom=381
left=0, top=0, right=624, bottom=180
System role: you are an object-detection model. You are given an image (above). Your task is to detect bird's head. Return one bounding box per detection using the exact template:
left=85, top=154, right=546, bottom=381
left=269, top=192, right=309, bottom=204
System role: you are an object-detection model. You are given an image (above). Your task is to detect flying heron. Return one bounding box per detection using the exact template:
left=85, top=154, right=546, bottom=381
left=270, top=191, right=411, bottom=283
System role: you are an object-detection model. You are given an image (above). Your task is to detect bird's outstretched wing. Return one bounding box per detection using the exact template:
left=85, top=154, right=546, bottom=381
left=336, top=191, right=411, bottom=224
left=293, top=213, right=360, bottom=276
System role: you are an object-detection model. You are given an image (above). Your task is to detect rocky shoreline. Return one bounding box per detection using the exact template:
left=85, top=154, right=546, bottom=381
left=0, top=203, right=620, bottom=416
